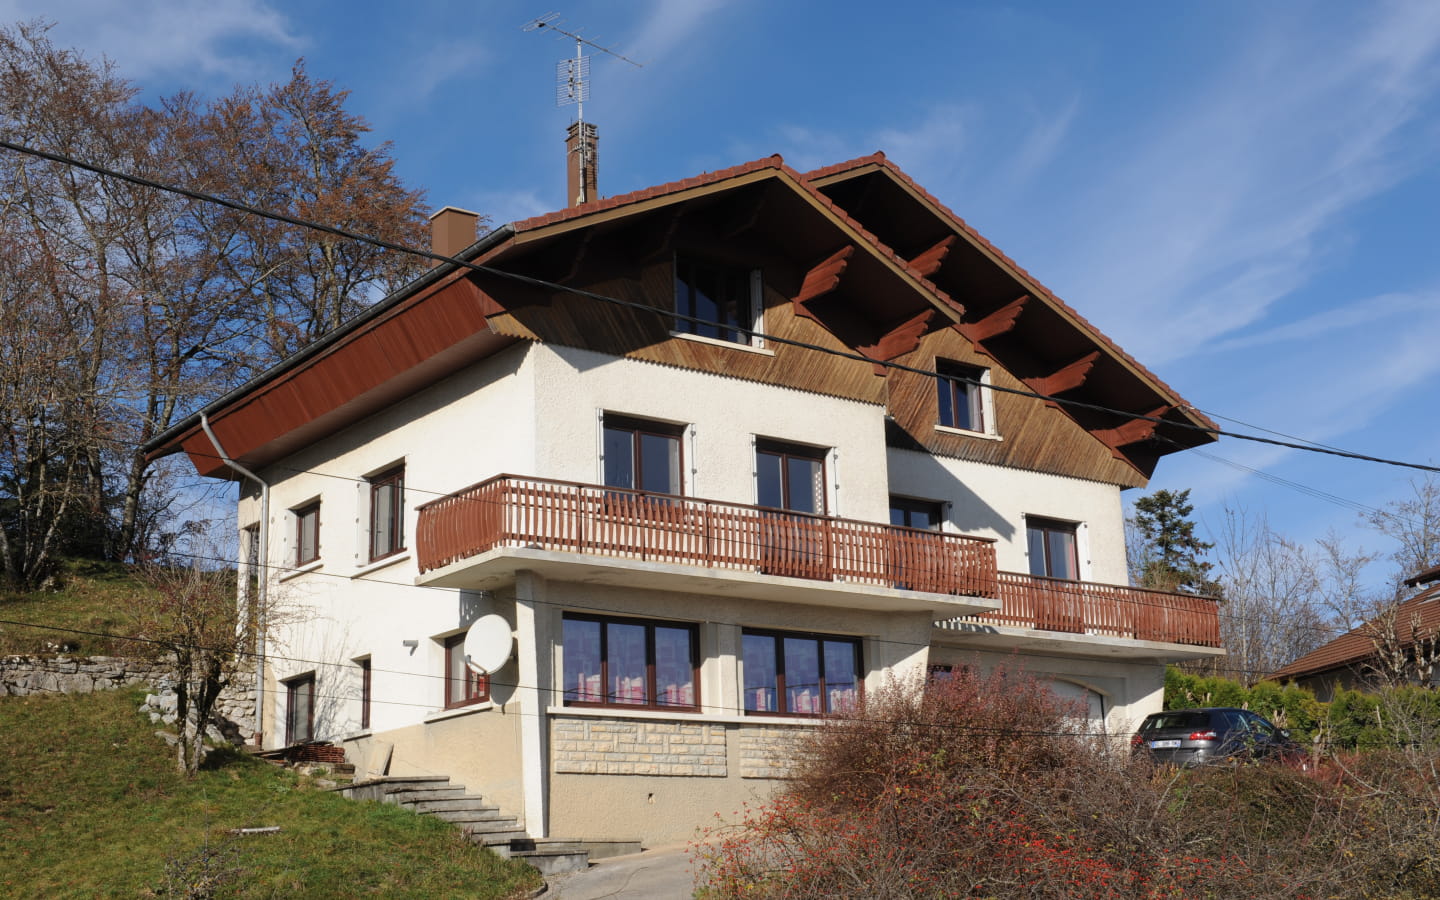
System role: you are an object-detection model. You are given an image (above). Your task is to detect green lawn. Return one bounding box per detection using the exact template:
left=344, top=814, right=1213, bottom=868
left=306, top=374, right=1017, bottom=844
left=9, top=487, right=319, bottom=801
left=0, top=560, right=142, bottom=657
left=0, top=689, right=542, bottom=898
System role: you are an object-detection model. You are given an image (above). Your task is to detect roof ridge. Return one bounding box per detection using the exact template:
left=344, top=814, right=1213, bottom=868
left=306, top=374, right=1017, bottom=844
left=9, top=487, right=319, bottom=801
left=510, top=154, right=787, bottom=233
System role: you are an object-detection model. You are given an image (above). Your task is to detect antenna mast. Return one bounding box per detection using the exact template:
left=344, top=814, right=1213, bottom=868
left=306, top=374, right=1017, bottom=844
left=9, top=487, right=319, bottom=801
left=523, top=12, right=643, bottom=205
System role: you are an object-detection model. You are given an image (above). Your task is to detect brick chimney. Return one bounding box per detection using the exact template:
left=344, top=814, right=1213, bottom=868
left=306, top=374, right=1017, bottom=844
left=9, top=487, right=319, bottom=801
left=566, top=121, right=598, bottom=207
left=428, top=206, right=480, bottom=266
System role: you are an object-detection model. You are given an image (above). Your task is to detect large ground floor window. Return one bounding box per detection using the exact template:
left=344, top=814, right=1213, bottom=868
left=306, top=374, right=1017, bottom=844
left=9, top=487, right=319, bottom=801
left=742, top=629, right=861, bottom=716
left=563, top=613, right=699, bottom=710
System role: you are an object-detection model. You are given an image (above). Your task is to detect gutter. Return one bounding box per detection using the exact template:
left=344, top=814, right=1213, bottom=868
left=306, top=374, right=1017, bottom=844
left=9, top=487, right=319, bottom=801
left=200, top=412, right=270, bottom=747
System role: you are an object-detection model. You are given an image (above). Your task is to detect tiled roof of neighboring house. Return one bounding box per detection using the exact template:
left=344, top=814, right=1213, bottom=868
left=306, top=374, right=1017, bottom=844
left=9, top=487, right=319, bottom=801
left=802, top=152, right=1220, bottom=435
left=1271, top=580, right=1440, bottom=680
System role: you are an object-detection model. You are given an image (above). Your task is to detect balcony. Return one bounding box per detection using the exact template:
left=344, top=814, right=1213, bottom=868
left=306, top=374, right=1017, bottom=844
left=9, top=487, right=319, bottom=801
left=414, top=475, right=1000, bottom=614
left=937, top=572, right=1223, bottom=658
left=413, top=475, right=1223, bottom=653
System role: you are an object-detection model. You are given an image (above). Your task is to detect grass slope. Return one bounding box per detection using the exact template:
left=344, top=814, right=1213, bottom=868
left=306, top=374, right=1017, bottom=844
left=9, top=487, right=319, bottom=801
left=0, top=561, right=141, bottom=657
left=0, top=689, right=541, bottom=898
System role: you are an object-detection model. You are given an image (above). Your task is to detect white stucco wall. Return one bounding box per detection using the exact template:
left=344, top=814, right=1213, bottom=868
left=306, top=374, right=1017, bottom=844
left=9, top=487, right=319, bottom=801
left=885, top=447, right=1130, bottom=584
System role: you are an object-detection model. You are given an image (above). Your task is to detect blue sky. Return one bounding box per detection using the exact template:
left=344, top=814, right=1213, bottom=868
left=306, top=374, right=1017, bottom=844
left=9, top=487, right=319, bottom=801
left=7, top=0, right=1440, bottom=580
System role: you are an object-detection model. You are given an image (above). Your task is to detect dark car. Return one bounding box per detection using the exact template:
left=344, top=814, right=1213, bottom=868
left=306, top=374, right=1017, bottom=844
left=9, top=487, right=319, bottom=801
left=1132, top=707, right=1301, bottom=767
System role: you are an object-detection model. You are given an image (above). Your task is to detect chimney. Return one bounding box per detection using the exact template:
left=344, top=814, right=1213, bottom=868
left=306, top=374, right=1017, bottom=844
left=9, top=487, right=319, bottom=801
left=428, top=206, right=480, bottom=266
left=566, top=121, right=599, bottom=207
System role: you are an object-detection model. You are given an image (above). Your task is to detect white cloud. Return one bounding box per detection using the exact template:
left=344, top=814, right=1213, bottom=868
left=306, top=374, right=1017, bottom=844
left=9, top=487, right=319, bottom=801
left=0, top=0, right=302, bottom=85
left=1050, top=0, right=1440, bottom=364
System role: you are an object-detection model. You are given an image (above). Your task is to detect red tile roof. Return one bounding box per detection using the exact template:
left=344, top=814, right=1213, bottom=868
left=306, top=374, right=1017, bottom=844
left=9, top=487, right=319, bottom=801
left=1271, top=582, right=1440, bottom=680
left=802, top=153, right=1220, bottom=435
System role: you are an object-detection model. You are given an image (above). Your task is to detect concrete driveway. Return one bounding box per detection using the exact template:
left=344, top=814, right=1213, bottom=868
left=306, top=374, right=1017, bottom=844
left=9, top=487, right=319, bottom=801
left=544, top=843, right=698, bottom=899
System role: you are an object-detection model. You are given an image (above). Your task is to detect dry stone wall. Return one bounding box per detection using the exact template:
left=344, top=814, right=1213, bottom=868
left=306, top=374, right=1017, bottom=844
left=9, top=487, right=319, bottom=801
left=0, top=654, right=256, bottom=742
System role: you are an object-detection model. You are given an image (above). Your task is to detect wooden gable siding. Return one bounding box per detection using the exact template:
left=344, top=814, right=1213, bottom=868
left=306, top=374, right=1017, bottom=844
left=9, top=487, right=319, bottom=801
left=887, top=327, right=1148, bottom=487
left=479, top=249, right=887, bottom=405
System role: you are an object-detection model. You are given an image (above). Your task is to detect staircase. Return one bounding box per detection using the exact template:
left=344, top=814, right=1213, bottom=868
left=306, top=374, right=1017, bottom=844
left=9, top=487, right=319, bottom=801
left=339, top=775, right=601, bottom=875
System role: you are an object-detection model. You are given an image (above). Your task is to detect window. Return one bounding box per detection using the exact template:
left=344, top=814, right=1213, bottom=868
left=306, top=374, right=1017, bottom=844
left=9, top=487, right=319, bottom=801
left=755, top=440, right=826, bottom=514
left=285, top=673, right=315, bottom=745
left=444, top=634, right=489, bottom=708
left=889, top=496, right=943, bottom=531
left=742, top=629, right=860, bottom=716
left=936, top=361, right=987, bottom=433
left=368, top=466, right=405, bottom=561
left=1027, top=517, right=1079, bottom=580
left=603, top=416, right=684, bottom=495
left=562, top=614, right=699, bottom=709
left=357, top=658, right=372, bottom=730
left=294, top=502, right=320, bottom=566
left=674, top=256, right=761, bottom=346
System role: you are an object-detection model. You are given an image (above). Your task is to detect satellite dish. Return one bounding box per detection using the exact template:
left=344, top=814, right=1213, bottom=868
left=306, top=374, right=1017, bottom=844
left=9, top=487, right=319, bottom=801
left=463, top=614, right=514, bottom=675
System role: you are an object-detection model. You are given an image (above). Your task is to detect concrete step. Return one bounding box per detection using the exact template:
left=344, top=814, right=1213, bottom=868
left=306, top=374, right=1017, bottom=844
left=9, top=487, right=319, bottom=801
left=395, top=797, right=501, bottom=815
left=387, top=788, right=471, bottom=804
left=380, top=779, right=464, bottom=794
left=511, top=848, right=590, bottom=876
left=468, top=828, right=530, bottom=846
left=447, top=814, right=521, bottom=831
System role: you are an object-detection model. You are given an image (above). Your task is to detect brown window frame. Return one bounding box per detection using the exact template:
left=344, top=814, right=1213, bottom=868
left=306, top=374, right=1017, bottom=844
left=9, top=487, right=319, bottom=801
left=562, top=613, right=701, bottom=711
left=602, top=415, right=685, bottom=497
left=285, top=673, right=315, bottom=745
left=889, top=496, right=943, bottom=531
left=1027, top=516, right=1080, bottom=580
left=368, top=466, right=405, bottom=562
left=754, top=439, right=828, bottom=515
left=357, top=657, right=372, bottom=730
left=444, top=634, right=489, bottom=709
left=936, top=360, right=986, bottom=433
left=741, top=628, right=862, bottom=718
left=294, top=502, right=321, bottom=566
left=673, top=255, right=760, bottom=346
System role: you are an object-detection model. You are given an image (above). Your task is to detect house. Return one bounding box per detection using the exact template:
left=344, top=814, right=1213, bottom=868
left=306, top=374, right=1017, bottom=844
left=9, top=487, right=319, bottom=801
left=1271, top=565, right=1440, bottom=700
left=144, top=146, right=1224, bottom=846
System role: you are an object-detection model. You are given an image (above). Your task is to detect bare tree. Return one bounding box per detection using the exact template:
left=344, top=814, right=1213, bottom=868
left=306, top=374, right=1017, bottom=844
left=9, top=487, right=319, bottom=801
left=1364, top=474, right=1440, bottom=597
left=0, top=23, right=441, bottom=572
left=1210, top=505, right=1331, bottom=682
left=130, top=558, right=290, bottom=775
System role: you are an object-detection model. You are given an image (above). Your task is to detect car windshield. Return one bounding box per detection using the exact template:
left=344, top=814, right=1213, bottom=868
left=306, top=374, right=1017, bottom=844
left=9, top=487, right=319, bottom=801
left=1142, top=711, right=1214, bottom=731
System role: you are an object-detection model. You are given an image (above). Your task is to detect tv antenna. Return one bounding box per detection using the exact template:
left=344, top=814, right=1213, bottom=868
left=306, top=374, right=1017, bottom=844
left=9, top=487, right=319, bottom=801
left=522, top=12, right=643, bottom=125
left=522, top=13, right=643, bottom=204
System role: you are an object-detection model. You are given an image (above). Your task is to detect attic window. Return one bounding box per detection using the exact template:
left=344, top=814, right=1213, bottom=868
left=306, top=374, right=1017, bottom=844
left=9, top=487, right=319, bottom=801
left=673, top=256, right=763, bottom=347
left=936, top=361, right=991, bottom=435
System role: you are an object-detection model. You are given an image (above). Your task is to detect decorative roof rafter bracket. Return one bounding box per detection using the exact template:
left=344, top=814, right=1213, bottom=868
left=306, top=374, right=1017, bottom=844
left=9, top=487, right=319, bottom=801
left=858, top=309, right=937, bottom=375
left=1093, top=405, right=1172, bottom=457
left=1023, top=351, right=1100, bottom=408
left=907, top=235, right=956, bottom=278
left=792, top=245, right=855, bottom=322
left=955, top=294, right=1028, bottom=345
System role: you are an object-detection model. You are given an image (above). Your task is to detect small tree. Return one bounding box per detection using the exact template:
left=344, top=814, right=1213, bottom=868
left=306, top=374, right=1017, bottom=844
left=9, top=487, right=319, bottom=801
left=1129, top=489, right=1221, bottom=596
left=130, top=560, right=269, bottom=775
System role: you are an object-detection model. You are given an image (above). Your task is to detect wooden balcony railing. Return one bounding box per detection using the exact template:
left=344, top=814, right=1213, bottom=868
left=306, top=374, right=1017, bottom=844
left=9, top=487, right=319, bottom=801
left=946, top=572, right=1222, bottom=648
left=415, top=474, right=999, bottom=598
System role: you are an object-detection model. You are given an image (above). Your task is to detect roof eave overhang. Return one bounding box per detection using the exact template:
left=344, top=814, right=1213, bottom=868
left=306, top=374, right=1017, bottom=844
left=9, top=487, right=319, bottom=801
left=806, top=158, right=1218, bottom=472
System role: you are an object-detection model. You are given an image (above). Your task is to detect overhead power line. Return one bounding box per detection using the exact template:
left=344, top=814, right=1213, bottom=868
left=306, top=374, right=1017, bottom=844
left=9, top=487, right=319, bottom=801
left=1, top=138, right=1437, bottom=476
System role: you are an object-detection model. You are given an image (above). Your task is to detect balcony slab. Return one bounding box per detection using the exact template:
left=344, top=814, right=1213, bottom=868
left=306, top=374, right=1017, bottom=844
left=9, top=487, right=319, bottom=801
left=416, top=545, right=1002, bottom=615
left=932, top=620, right=1227, bottom=662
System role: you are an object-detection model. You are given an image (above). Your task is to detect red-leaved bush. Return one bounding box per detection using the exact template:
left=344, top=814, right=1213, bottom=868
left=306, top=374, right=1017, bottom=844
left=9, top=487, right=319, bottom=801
left=694, top=666, right=1437, bottom=899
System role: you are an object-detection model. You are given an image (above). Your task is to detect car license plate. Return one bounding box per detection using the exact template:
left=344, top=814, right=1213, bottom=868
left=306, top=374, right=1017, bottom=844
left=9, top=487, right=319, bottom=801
left=1150, top=740, right=1181, bottom=749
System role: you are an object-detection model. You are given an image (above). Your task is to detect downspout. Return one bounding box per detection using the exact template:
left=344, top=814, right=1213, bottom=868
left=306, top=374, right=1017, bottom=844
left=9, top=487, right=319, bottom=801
left=200, top=413, right=269, bottom=747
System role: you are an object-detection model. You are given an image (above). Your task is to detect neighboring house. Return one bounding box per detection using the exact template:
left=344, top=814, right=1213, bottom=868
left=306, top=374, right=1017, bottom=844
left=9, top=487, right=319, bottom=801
left=1272, top=565, right=1440, bottom=700
left=144, top=150, right=1224, bottom=845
